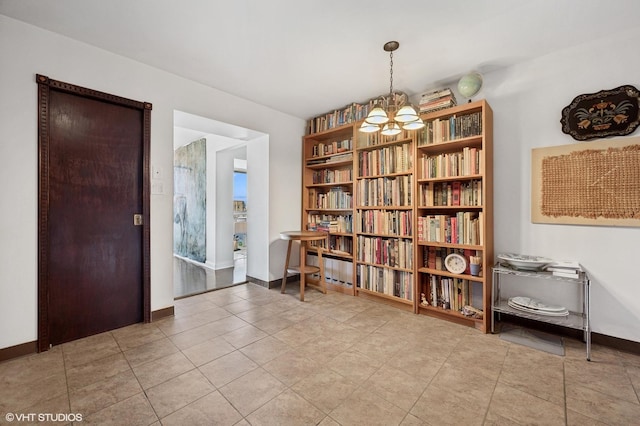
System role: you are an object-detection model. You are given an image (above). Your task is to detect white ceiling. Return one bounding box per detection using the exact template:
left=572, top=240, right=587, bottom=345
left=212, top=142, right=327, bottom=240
left=2, top=0, right=639, bottom=120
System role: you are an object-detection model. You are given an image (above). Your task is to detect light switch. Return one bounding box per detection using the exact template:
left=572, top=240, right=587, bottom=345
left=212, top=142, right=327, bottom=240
left=151, top=182, right=164, bottom=194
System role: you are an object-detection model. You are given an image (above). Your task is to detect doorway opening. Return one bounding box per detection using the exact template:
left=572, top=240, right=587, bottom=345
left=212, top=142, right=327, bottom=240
left=233, top=166, right=247, bottom=278
left=172, top=111, right=267, bottom=299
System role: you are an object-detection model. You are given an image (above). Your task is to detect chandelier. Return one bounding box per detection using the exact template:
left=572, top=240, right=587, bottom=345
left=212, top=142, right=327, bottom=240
left=360, top=41, right=424, bottom=135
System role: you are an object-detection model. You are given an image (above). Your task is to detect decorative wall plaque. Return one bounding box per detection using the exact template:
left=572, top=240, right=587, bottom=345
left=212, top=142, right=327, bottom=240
left=560, top=85, right=640, bottom=141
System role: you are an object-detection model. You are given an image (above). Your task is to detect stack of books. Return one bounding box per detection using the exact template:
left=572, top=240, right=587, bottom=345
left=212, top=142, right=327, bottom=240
left=544, top=261, right=582, bottom=279
left=316, top=220, right=339, bottom=233
left=419, top=88, right=457, bottom=113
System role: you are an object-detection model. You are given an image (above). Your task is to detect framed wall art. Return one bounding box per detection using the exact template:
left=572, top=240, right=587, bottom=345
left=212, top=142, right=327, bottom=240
left=532, top=136, right=640, bottom=226
left=560, top=85, right=640, bottom=141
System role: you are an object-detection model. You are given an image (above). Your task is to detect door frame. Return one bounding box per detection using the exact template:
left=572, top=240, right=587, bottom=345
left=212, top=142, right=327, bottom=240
left=36, top=74, right=152, bottom=352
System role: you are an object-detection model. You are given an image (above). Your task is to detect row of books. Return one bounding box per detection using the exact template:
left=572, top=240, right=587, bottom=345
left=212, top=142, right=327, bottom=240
left=311, top=139, right=352, bottom=158
left=423, top=246, right=482, bottom=276
left=312, top=168, right=352, bottom=185
left=358, top=142, right=413, bottom=177
left=357, top=131, right=404, bottom=148
left=306, top=152, right=353, bottom=166
left=357, top=265, right=413, bottom=301
left=307, top=213, right=352, bottom=233
left=419, top=112, right=482, bottom=144
left=308, top=187, right=352, bottom=210
left=419, top=147, right=482, bottom=178
left=419, top=88, right=457, bottom=113
left=309, top=239, right=353, bottom=257
left=420, top=274, right=472, bottom=313
left=328, top=234, right=353, bottom=255
left=356, top=175, right=412, bottom=207
left=306, top=102, right=374, bottom=134
left=357, top=209, right=412, bottom=236
left=417, top=212, right=484, bottom=245
left=418, top=180, right=482, bottom=207
left=308, top=220, right=347, bottom=234
left=306, top=253, right=353, bottom=287
left=356, top=235, right=413, bottom=269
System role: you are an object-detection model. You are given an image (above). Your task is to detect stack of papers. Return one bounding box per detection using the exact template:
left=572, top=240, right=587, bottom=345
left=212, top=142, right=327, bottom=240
left=544, top=261, right=582, bottom=279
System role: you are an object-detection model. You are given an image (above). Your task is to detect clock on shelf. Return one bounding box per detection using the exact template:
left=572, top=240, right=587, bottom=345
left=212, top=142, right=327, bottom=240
left=444, top=253, right=467, bottom=274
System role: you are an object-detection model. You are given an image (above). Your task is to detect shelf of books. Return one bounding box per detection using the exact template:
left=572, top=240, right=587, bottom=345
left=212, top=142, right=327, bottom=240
left=415, top=100, right=493, bottom=332
left=303, top=124, right=357, bottom=294
left=354, top=132, right=414, bottom=310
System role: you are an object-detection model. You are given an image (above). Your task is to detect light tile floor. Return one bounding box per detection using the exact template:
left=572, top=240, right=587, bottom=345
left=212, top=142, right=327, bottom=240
left=1, top=282, right=639, bottom=425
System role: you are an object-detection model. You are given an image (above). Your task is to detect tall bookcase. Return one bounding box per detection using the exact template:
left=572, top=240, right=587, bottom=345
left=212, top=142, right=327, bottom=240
left=302, top=125, right=356, bottom=294
left=414, top=100, right=493, bottom=332
left=302, top=99, right=493, bottom=332
left=353, top=131, right=414, bottom=310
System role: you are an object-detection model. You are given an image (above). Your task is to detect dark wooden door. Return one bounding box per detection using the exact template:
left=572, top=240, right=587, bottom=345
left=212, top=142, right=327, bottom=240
left=37, top=75, right=151, bottom=349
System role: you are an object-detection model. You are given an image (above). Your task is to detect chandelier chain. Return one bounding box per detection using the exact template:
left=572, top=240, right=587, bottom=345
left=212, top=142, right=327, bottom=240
left=359, top=40, right=424, bottom=134
left=389, top=50, right=394, bottom=97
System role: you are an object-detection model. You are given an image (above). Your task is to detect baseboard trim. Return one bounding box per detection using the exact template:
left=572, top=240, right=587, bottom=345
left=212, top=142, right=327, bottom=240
left=247, top=274, right=300, bottom=289
left=0, top=341, right=37, bottom=363
left=494, top=313, right=640, bottom=355
left=214, top=261, right=234, bottom=270
left=592, top=332, right=640, bottom=355
left=2, top=307, right=175, bottom=364
left=151, top=306, right=175, bottom=321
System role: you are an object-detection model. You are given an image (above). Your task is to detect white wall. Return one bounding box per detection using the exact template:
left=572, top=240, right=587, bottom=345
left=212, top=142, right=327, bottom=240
left=248, top=135, right=278, bottom=281
left=215, top=148, right=236, bottom=269
left=202, top=136, right=253, bottom=271
left=483, top=26, right=640, bottom=343
left=0, top=16, right=304, bottom=350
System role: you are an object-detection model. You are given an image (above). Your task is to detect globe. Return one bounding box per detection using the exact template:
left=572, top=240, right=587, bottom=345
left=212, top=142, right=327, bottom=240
left=458, top=73, right=483, bottom=99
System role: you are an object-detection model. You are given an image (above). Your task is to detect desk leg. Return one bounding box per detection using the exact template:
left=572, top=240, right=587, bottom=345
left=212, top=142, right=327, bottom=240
left=299, top=242, right=307, bottom=301
left=281, top=240, right=293, bottom=294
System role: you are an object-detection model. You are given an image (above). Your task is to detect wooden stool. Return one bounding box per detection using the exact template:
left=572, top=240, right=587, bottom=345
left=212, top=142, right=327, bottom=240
left=279, top=230, right=328, bottom=301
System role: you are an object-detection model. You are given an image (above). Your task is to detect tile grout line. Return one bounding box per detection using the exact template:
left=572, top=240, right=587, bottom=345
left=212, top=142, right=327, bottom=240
left=619, top=350, right=640, bottom=405
left=113, top=330, right=162, bottom=424
left=484, top=339, right=511, bottom=425
left=401, top=352, right=446, bottom=423
left=60, top=344, right=73, bottom=420
left=562, top=360, right=568, bottom=426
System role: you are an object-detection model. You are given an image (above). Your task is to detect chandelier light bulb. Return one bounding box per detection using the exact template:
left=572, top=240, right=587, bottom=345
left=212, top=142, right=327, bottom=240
left=364, top=106, right=389, bottom=125
left=402, top=118, right=426, bottom=130
left=360, top=121, right=380, bottom=133
left=395, top=105, right=420, bottom=123
left=381, top=122, right=402, bottom=136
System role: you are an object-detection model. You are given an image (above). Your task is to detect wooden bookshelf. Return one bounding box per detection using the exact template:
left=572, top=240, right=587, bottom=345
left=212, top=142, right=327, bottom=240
left=303, top=125, right=357, bottom=295
left=415, top=99, right=493, bottom=332
left=354, top=132, right=414, bottom=307
left=302, top=99, right=493, bottom=332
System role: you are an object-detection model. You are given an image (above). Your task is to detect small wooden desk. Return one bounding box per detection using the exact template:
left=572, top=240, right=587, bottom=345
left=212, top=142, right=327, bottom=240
left=280, top=230, right=328, bottom=301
